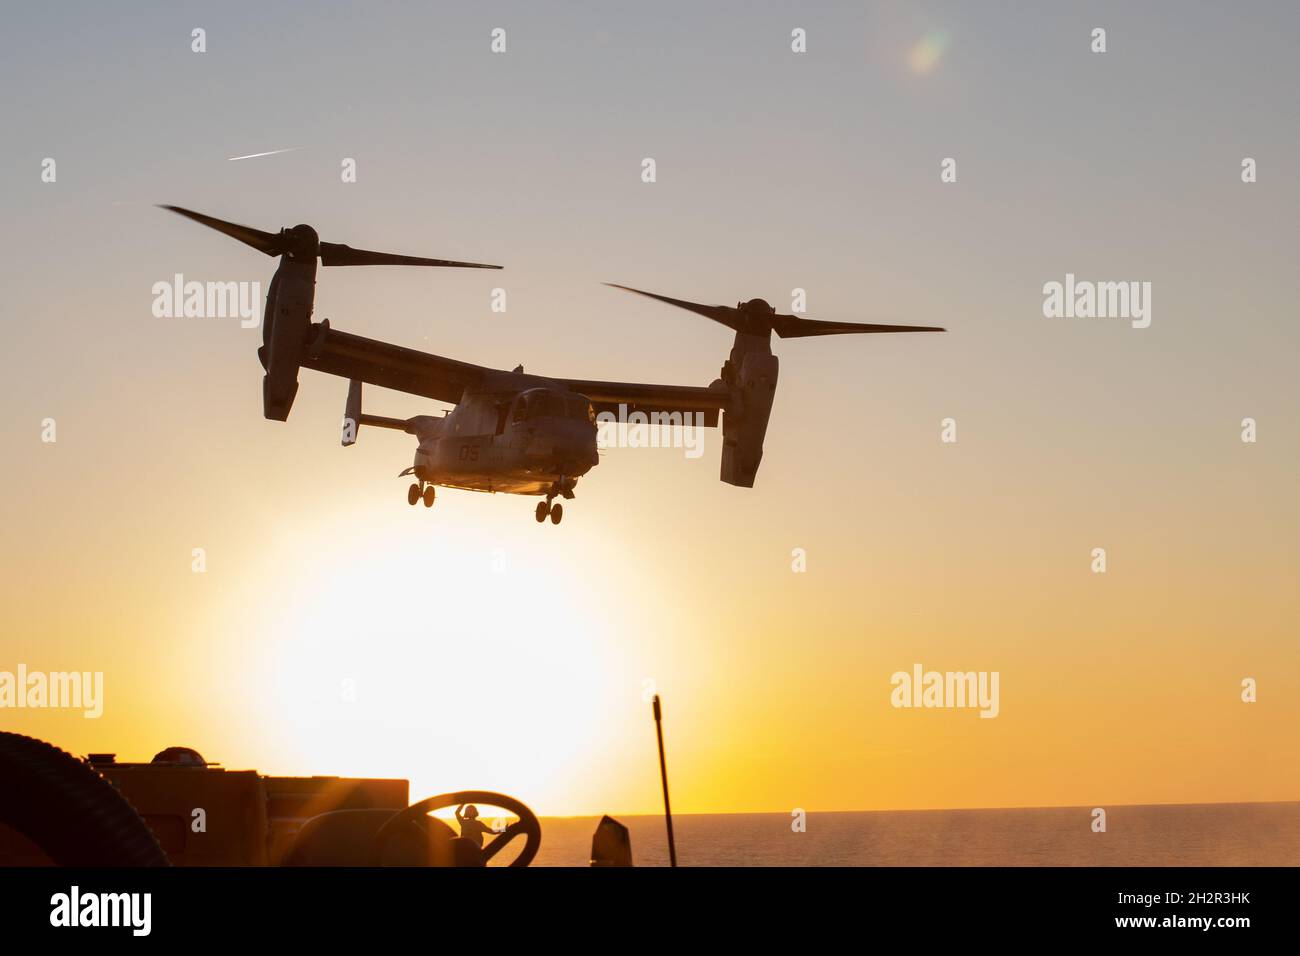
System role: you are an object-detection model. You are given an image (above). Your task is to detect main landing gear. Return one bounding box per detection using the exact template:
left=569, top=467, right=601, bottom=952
left=407, top=482, right=435, bottom=508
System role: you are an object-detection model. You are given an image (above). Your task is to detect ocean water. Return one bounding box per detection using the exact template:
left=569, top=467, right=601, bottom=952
left=531, top=803, right=1300, bottom=866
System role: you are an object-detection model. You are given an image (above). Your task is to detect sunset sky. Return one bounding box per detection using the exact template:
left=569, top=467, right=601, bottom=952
left=2, top=2, right=1297, bottom=816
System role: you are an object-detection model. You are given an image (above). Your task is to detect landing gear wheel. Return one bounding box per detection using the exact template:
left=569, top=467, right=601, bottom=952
left=422, top=486, right=436, bottom=508
left=535, top=501, right=550, bottom=523
left=550, top=503, right=563, bottom=525
left=407, top=484, right=421, bottom=506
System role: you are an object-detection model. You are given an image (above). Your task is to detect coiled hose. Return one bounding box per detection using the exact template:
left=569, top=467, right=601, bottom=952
left=0, top=732, right=169, bottom=866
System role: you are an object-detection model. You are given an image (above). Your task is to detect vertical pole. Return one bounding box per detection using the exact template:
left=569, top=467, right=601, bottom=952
left=653, top=694, right=677, bottom=867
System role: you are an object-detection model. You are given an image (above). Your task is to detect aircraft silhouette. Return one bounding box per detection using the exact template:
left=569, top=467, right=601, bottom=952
left=162, top=206, right=944, bottom=524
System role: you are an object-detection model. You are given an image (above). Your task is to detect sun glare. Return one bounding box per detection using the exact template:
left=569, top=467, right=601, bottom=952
left=227, top=503, right=626, bottom=812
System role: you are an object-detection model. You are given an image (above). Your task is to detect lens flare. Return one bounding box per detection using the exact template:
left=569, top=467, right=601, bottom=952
left=908, top=31, right=952, bottom=75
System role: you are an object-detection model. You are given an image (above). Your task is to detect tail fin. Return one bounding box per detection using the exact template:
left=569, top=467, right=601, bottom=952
left=342, top=380, right=363, bottom=445
left=341, top=379, right=412, bottom=446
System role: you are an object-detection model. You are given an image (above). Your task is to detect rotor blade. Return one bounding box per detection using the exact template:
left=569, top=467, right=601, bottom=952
left=158, top=205, right=284, bottom=256
left=772, top=314, right=946, bottom=338
left=604, top=283, right=742, bottom=332
left=319, top=242, right=501, bottom=269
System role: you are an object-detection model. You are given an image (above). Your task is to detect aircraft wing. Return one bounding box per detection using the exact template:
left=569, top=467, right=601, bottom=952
left=556, top=378, right=727, bottom=427
left=302, top=325, right=491, bottom=406
left=302, top=322, right=729, bottom=424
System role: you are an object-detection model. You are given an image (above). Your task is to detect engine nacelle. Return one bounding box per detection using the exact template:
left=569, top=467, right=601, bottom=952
left=720, top=349, right=778, bottom=488
left=260, top=257, right=316, bottom=421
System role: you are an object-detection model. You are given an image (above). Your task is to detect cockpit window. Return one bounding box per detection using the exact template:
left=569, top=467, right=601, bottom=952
left=515, top=390, right=593, bottom=423
left=526, top=393, right=563, bottom=420
left=568, top=397, right=595, bottom=423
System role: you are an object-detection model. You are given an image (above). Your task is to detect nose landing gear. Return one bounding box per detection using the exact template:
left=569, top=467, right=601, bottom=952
left=407, top=482, right=436, bottom=508
left=536, top=480, right=574, bottom=525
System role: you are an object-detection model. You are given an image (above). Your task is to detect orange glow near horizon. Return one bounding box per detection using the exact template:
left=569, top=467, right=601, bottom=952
left=4, top=459, right=1297, bottom=816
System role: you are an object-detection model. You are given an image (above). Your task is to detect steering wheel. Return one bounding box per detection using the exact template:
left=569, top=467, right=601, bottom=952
left=373, top=790, right=542, bottom=867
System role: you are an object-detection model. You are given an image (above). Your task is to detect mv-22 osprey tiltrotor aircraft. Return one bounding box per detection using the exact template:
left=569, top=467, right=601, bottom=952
left=163, top=206, right=944, bottom=524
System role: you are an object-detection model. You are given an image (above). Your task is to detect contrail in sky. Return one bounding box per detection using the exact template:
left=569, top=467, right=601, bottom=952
left=227, top=147, right=301, bottom=162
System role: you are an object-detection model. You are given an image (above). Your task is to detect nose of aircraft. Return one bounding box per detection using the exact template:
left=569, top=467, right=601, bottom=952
left=550, top=420, right=599, bottom=473
left=522, top=418, right=600, bottom=474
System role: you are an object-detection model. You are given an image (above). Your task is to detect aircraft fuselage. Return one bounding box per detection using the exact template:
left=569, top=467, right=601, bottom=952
left=409, top=386, right=599, bottom=496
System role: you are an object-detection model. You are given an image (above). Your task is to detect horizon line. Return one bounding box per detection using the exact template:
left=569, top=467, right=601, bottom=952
left=539, top=798, right=1300, bottom=819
